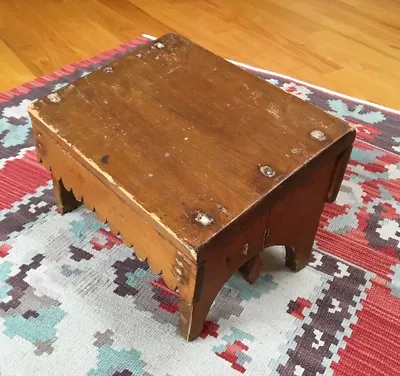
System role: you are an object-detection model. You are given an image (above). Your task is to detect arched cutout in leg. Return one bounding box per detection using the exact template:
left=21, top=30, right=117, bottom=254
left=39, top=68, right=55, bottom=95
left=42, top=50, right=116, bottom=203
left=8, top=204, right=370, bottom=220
left=261, top=245, right=312, bottom=273
left=178, top=251, right=265, bottom=340
left=263, top=150, right=341, bottom=274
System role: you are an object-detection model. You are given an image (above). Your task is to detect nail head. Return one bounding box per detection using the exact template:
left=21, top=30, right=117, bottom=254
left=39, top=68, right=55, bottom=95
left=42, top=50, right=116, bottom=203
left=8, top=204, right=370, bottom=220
left=310, top=129, right=327, bottom=142
left=154, top=42, right=165, bottom=49
left=259, top=165, right=276, bottom=178
left=194, top=211, right=214, bottom=226
left=47, top=93, right=61, bottom=103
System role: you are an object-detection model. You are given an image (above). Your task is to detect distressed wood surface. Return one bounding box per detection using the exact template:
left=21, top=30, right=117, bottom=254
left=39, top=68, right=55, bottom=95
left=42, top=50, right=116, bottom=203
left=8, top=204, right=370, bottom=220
left=31, top=117, right=197, bottom=299
left=29, top=33, right=355, bottom=340
left=29, top=33, right=354, bottom=251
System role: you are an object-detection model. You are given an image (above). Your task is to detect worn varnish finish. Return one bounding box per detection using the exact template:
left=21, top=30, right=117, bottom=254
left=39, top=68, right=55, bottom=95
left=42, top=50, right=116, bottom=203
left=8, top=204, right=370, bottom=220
left=29, top=33, right=355, bottom=341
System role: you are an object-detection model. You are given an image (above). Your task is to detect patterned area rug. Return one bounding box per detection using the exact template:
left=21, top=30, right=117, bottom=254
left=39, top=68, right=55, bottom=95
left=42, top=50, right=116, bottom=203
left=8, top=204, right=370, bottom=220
left=0, top=35, right=399, bottom=376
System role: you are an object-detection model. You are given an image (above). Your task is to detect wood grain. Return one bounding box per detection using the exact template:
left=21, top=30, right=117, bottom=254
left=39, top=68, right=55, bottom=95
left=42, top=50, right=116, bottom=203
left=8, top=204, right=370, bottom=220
left=29, top=34, right=354, bottom=250
left=31, top=117, right=198, bottom=300
left=1, top=0, right=399, bottom=109
left=28, top=34, right=356, bottom=340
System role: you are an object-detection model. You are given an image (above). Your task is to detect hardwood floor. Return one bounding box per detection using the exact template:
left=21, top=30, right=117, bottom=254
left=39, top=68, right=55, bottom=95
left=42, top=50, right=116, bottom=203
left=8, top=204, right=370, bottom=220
left=1, top=0, right=399, bottom=108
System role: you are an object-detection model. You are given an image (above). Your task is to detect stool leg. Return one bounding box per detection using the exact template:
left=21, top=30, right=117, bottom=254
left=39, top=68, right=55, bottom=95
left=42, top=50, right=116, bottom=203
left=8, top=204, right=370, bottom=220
left=178, top=264, right=227, bottom=341
left=265, top=159, right=336, bottom=272
left=52, top=175, right=81, bottom=214
left=240, top=254, right=262, bottom=284
left=266, top=199, right=324, bottom=272
left=177, top=252, right=264, bottom=340
left=178, top=298, right=213, bottom=341
left=285, top=244, right=313, bottom=272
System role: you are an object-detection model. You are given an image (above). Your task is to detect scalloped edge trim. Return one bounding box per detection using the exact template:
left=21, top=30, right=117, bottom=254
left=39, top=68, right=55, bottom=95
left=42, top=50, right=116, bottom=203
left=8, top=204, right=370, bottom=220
left=40, top=155, right=181, bottom=292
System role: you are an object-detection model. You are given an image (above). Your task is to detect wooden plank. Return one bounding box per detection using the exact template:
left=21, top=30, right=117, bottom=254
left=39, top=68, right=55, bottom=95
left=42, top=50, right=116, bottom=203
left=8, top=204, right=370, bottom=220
left=31, top=118, right=199, bottom=300
left=29, top=34, right=354, bottom=250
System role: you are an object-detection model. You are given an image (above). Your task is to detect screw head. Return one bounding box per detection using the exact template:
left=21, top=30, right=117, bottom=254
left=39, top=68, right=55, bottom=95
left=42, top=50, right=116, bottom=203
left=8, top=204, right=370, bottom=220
left=242, top=243, right=249, bottom=256
left=193, top=211, right=214, bottom=226
left=103, top=66, right=113, bottom=73
left=259, top=165, right=276, bottom=178
left=47, top=93, right=61, bottom=103
left=154, top=42, right=165, bottom=49
left=310, top=129, right=327, bottom=142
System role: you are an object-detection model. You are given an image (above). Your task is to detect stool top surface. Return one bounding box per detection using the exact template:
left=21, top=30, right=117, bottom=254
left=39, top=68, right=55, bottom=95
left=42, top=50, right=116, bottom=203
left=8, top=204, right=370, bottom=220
left=29, top=33, right=354, bottom=250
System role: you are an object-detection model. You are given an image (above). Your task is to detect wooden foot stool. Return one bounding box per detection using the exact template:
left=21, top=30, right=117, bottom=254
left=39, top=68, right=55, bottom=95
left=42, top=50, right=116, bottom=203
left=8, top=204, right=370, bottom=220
left=28, top=33, right=355, bottom=341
